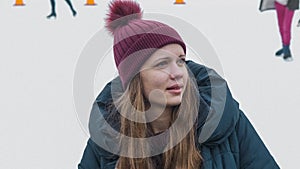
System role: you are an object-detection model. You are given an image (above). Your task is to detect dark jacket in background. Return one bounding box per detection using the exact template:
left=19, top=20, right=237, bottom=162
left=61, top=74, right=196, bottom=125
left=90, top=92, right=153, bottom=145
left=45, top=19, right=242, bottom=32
left=260, top=0, right=299, bottom=11
left=78, top=61, right=280, bottom=169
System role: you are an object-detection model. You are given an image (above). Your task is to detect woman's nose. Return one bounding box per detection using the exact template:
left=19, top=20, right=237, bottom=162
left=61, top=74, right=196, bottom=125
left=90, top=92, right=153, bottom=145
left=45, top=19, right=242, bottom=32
left=169, top=63, right=184, bottom=80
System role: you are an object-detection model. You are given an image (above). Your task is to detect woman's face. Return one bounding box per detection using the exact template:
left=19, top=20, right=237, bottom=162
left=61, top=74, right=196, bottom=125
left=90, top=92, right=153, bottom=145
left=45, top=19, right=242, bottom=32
left=140, top=43, right=188, bottom=107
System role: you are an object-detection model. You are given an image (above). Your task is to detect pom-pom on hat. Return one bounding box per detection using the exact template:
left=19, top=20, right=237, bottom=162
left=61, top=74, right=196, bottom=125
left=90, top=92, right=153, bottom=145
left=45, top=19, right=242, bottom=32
left=105, top=0, right=186, bottom=89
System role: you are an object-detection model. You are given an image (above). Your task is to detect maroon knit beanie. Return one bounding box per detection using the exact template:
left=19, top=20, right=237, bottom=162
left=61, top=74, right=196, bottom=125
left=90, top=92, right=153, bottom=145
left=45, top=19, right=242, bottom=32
left=105, top=0, right=186, bottom=89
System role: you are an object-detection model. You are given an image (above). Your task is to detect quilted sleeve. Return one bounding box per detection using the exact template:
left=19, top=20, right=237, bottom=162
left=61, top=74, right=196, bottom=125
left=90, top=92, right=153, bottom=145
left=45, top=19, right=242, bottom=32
left=236, top=111, right=280, bottom=169
left=78, top=139, right=101, bottom=169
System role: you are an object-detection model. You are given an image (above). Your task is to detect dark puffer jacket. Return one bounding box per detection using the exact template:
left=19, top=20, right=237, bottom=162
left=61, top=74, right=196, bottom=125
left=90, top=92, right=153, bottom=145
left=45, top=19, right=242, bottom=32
left=78, top=61, right=280, bottom=169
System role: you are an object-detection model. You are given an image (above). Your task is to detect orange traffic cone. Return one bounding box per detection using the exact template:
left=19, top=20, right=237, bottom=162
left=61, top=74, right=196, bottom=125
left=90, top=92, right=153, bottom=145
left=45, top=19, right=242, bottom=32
left=14, top=0, right=25, bottom=6
left=85, top=0, right=97, bottom=6
left=174, top=0, right=185, bottom=4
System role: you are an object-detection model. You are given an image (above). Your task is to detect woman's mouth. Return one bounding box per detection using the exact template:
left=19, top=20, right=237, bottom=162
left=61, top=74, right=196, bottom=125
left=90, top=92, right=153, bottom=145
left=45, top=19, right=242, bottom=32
left=166, top=84, right=182, bottom=94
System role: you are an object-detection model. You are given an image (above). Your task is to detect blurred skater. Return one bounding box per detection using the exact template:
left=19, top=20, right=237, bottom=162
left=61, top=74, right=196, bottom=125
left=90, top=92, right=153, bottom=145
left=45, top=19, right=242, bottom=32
left=47, top=0, right=77, bottom=19
left=260, top=0, right=299, bottom=61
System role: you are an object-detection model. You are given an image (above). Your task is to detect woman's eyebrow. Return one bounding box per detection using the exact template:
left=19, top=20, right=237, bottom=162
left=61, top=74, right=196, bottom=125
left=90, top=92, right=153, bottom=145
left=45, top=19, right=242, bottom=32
left=153, top=56, right=170, bottom=62
left=153, top=54, right=185, bottom=63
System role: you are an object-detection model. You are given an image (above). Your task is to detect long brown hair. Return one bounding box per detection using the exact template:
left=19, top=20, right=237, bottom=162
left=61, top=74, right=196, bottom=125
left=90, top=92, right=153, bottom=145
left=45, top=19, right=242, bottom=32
left=113, top=68, right=202, bottom=169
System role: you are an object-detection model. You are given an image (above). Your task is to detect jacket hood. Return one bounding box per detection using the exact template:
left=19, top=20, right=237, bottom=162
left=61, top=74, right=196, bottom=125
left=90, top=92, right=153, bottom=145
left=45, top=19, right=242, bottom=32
left=188, top=61, right=240, bottom=146
left=88, top=61, right=240, bottom=157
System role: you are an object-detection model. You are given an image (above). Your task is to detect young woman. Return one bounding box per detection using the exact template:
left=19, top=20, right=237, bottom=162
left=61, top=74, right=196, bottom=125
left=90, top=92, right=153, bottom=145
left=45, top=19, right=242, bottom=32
left=78, top=1, right=280, bottom=168
left=260, top=0, right=299, bottom=61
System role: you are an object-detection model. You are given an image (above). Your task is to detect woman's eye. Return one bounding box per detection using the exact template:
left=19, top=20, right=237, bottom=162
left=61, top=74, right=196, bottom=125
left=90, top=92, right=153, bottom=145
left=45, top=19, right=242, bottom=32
left=155, top=61, right=168, bottom=67
left=177, top=58, right=186, bottom=65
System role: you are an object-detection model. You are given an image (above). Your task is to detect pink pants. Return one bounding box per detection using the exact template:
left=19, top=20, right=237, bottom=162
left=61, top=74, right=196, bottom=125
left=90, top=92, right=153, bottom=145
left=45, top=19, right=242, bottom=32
left=275, top=2, right=295, bottom=46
